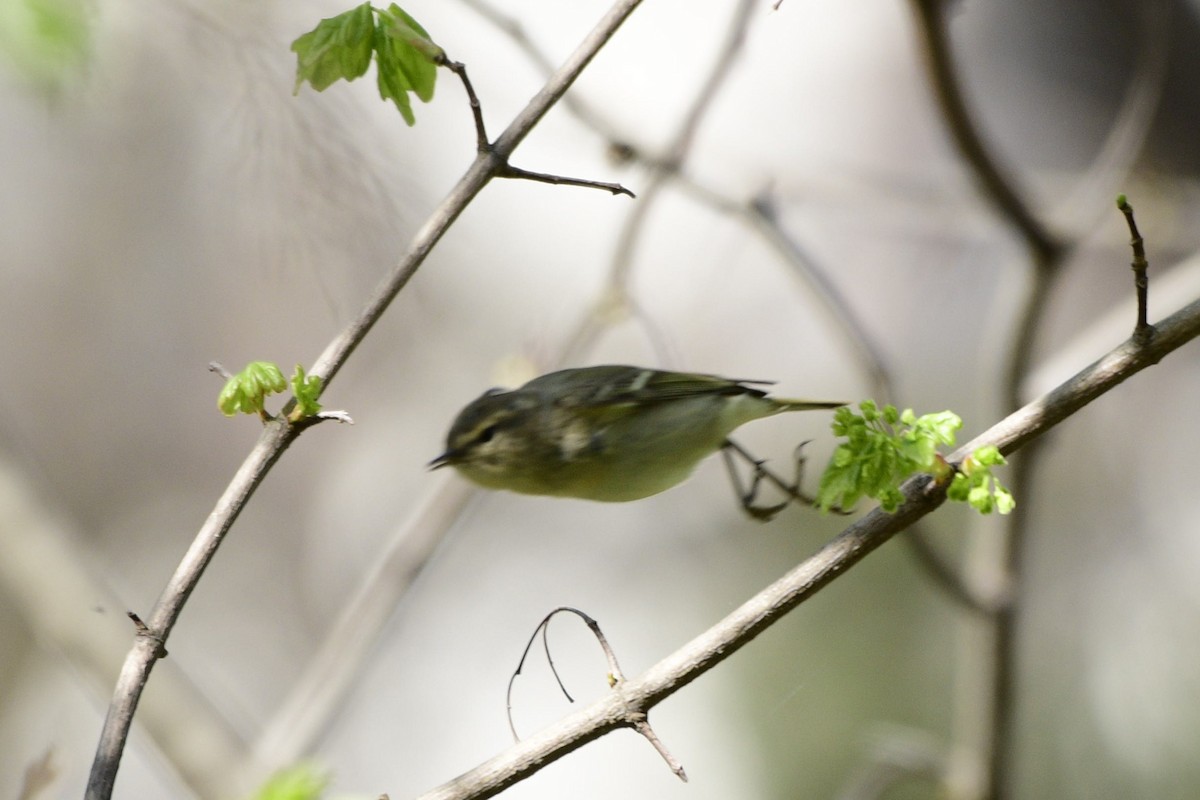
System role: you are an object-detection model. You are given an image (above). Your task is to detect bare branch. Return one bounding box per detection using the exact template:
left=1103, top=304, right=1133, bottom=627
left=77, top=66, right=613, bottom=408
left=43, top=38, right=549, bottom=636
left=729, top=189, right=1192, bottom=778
left=908, top=0, right=1063, bottom=267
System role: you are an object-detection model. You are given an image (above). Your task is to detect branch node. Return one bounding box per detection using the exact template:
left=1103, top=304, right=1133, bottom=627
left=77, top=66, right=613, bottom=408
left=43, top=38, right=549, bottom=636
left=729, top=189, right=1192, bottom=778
left=629, top=712, right=688, bottom=782
left=442, top=56, right=633, bottom=197
left=127, top=611, right=168, bottom=659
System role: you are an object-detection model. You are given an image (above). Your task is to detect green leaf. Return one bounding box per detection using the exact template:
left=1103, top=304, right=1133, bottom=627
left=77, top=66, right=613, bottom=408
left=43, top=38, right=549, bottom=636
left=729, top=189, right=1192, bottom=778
left=289, top=365, right=323, bottom=421
left=372, top=22, right=416, bottom=124
left=994, top=485, right=1016, bottom=515
left=816, top=403, right=995, bottom=515
left=291, top=3, right=442, bottom=125
left=291, top=2, right=375, bottom=93
left=373, top=4, right=440, bottom=124
left=0, top=0, right=91, bottom=92
left=379, top=4, right=442, bottom=95
left=248, top=763, right=327, bottom=800
left=218, top=362, right=287, bottom=417
left=946, top=446, right=1015, bottom=515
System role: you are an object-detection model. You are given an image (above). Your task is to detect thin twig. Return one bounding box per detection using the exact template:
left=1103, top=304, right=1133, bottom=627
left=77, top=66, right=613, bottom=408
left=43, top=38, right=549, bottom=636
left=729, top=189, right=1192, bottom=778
left=506, top=608, right=618, bottom=741
left=84, top=3, right=646, bottom=797
left=496, top=163, right=635, bottom=197
left=441, top=58, right=490, bottom=152
left=1117, top=195, right=1152, bottom=339
left=630, top=713, right=688, bottom=782
left=504, top=608, right=686, bottom=780
left=441, top=54, right=633, bottom=196
left=415, top=294, right=1200, bottom=800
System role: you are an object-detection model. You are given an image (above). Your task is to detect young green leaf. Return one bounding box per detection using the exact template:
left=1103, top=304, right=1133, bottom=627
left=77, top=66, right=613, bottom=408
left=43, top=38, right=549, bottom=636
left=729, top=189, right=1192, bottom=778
left=373, top=4, right=440, bottom=124
left=817, top=402, right=964, bottom=513
left=247, top=763, right=327, bottom=800
left=3, top=0, right=91, bottom=92
left=288, top=365, right=324, bottom=422
left=291, top=3, right=442, bottom=126
left=218, top=362, right=287, bottom=418
left=291, top=2, right=375, bottom=93
left=948, top=446, right=1016, bottom=515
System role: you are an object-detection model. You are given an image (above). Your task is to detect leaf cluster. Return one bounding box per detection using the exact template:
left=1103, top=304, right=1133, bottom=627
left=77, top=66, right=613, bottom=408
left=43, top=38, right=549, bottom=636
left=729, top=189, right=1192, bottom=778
left=817, top=401, right=1013, bottom=515
left=291, top=2, right=441, bottom=125
left=947, top=445, right=1015, bottom=515
left=217, top=362, right=323, bottom=422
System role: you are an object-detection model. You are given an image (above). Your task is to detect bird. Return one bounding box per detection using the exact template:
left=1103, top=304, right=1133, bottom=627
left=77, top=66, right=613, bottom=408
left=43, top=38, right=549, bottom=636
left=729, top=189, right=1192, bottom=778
left=430, top=365, right=844, bottom=503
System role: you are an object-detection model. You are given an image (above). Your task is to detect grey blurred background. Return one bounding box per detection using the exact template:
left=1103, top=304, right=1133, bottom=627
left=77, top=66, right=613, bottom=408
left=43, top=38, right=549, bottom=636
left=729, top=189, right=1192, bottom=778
left=2, top=0, right=1200, bottom=798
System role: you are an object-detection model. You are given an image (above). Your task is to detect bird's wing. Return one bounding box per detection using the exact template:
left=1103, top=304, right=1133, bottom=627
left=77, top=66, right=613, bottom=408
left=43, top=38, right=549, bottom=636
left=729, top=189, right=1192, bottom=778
left=528, top=365, right=772, bottom=408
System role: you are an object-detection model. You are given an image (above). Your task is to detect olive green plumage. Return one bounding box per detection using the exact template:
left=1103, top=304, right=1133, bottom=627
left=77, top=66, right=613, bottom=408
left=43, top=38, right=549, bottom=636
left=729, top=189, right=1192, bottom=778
left=431, top=365, right=843, bottom=502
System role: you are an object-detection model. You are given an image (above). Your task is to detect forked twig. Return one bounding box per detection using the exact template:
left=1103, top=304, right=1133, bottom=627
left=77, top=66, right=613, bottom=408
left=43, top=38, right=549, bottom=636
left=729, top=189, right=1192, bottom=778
left=505, top=607, right=685, bottom=780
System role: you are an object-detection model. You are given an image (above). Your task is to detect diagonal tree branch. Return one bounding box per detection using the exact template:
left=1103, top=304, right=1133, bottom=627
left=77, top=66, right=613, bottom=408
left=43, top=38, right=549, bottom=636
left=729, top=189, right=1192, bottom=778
left=84, top=2, right=645, bottom=798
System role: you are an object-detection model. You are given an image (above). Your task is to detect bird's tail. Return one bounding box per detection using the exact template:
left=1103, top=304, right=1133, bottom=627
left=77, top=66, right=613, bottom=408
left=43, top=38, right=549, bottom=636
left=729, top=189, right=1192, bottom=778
left=772, top=397, right=847, bottom=412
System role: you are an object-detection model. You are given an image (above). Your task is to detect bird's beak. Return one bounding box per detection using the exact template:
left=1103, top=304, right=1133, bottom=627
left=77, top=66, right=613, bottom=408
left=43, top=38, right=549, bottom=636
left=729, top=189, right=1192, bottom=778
left=428, top=450, right=458, bottom=470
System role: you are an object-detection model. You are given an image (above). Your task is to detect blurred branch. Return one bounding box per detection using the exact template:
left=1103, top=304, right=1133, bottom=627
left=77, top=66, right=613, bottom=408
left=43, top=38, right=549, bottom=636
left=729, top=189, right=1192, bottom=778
left=415, top=293, right=1200, bottom=800
left=905, top=3, right=1082, bottom=797
left=455, top=0, right=762, bottom=370
left=1052, top=1, right=1168, bottom=232
left=455, top=0, right=635, bottom=150
left=908, top=0, right=1063, bottom=267
left=554, top=0, right=759, bottom=366
left=84, top=2, right=646, bottom=798
left=0, top=459, right=248, bottom=798
left=835, top=726, right=946, bottom=800
left=901, top=528, right=1003, bottom=616
left=247, top=477, right=476, bottom=775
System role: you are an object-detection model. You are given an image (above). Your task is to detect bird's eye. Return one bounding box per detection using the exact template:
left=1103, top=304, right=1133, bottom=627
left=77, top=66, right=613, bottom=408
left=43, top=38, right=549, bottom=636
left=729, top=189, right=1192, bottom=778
left=477, top=425, right=497, bottom=444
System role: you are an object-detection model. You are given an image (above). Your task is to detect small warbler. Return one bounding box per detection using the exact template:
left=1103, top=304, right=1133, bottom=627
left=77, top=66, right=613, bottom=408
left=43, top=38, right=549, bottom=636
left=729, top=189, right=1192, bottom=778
left=430, top=365, right=843, bottom=502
